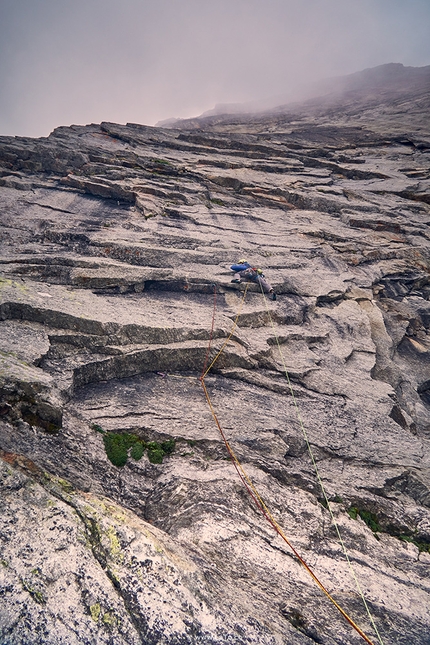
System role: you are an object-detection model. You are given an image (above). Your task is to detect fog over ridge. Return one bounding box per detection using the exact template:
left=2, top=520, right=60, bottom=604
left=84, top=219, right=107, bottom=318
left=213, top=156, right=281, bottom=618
left=1, top=0, right=429, bottom=137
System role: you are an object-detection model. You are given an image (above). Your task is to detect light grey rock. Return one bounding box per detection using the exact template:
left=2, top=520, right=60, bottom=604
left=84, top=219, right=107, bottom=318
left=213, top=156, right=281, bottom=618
left=1, top=64, right=430, bottom=644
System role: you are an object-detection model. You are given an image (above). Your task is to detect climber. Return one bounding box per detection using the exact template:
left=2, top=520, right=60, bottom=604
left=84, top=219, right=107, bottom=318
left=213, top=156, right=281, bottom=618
left=230, top=259, right=276, bottom=300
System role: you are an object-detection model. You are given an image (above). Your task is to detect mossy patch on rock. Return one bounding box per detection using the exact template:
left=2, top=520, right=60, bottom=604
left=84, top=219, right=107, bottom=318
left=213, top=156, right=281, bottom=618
left=347, top=506, right=430, bottom=552
left=102, top=432, right=141, bottom=467
left=147, top=442, right=164, bottom=464
left=398, top=535, right=430, bottom=553
left=130, top=441, right=145, bottom=461
left=95, top=425, right=175, bottom=467
left=91, top=423, right=105, bottom=434
left=347, top=506, right=382, bottom=533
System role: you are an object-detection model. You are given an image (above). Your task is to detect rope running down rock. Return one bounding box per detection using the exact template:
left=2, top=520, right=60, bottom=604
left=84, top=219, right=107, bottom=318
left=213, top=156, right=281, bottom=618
left=199, top=283, right=383, bottom=645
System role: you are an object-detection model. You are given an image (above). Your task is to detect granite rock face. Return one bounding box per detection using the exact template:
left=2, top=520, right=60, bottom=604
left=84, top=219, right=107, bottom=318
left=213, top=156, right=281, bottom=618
left=1, top=64, right=430, bottom=645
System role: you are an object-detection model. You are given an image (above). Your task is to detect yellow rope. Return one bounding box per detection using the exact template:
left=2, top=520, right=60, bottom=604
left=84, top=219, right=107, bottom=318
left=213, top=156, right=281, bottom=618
left=202, top=283, right=250, bottom=378
left=200, top=281, right=382, bottom=645
left=257, top=283, right=385, bottom=645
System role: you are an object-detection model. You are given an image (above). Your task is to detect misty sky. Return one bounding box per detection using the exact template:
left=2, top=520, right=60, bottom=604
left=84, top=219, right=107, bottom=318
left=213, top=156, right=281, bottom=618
left=1, top=0, right=429, bottom=137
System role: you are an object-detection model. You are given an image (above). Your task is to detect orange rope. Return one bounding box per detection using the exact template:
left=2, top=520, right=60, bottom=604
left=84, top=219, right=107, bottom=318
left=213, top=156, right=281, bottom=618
left=199, top=284, right=377, bottom=645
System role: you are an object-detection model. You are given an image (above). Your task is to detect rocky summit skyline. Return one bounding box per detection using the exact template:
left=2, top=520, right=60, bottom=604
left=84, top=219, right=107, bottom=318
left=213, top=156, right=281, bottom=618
left=0, top=63, right=429, bottom=645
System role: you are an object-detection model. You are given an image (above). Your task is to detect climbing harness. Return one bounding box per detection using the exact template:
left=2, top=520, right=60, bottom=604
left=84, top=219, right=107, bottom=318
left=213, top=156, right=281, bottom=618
left=199, top=284, right=384, bottom=645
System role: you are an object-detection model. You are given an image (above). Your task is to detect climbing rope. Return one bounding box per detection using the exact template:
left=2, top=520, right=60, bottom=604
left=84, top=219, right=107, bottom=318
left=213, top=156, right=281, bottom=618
left=199, top=283, right=383, bottom=645
left=200, top=284, right=218, bottom=378
left=256, top=282, right=384, bottom=645
left=201, top=283, right=250, bottom=379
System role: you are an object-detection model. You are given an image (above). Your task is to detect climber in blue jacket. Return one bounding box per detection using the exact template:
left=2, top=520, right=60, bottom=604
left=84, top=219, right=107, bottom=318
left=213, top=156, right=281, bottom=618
left=230, top=259, right=276, bottom=300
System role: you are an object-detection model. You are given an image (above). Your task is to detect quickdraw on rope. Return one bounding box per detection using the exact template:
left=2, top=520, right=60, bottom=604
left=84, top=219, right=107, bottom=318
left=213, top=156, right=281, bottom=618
left=199, top=283, right=383, bottom=645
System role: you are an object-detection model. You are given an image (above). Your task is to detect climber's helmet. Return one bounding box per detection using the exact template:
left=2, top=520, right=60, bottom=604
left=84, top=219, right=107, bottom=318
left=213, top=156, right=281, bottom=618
left=257, top=268, right=263, bottom=275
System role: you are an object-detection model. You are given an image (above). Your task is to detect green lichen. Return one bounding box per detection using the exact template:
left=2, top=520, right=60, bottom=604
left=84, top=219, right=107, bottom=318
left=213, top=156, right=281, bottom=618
left=22, top=580, right=46, bottom=605
left=56, top=477, right=75, bottom=494
left=106, top=526, right=122, bottom=560
left=83, top=504, right=96, bottom=516
left=94, top=500, right=108, bottom=513
left=102, top=611, right=118, bottom=626
left=0, top=277, right=27, bottom=293
left=90, top=603, right=101, bottom=622
left=0, top=277, right=13, bottom=288
left=113, top=512, right=126, bottom=523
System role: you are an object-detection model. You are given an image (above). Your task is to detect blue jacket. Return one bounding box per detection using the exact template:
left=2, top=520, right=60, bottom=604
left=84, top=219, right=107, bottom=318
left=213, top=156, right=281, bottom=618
left=230, top=262, right=251, bottom=272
